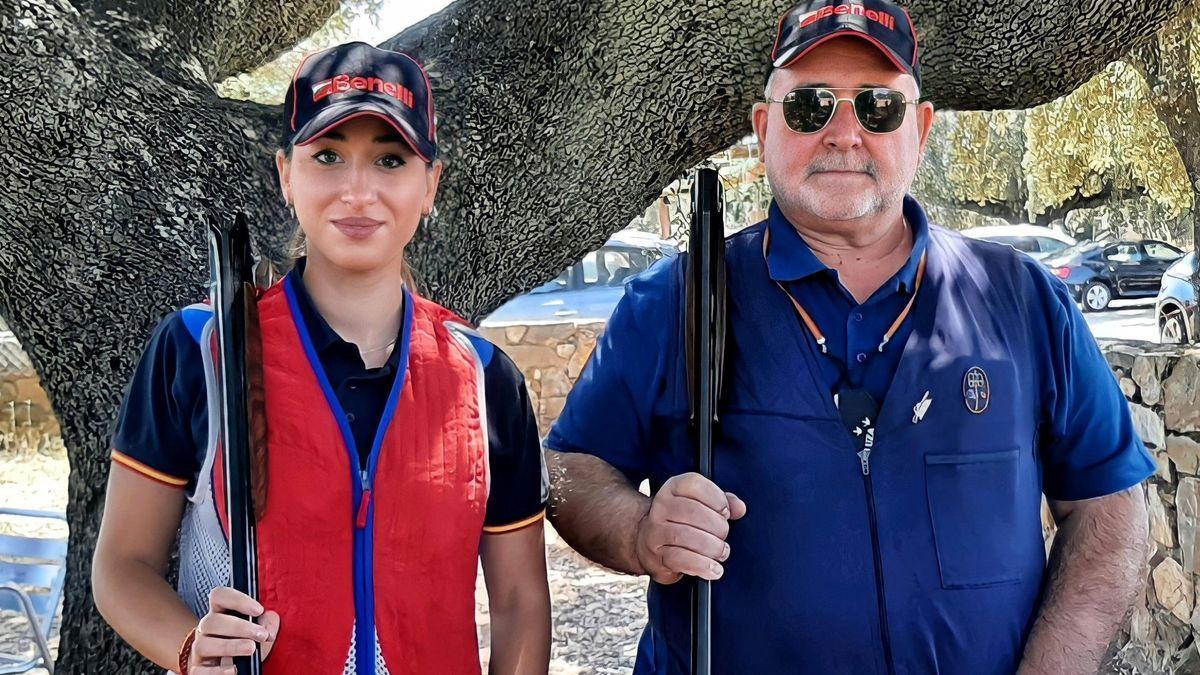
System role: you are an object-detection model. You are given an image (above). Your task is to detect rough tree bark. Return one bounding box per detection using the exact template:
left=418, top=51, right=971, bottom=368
left=0, top=0, right=1185, bottom=671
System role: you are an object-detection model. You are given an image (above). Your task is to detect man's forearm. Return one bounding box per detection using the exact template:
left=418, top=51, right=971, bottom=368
left=545, top=449, right=651, bottom=575
left=1019, top=485, right=1150, bottom=675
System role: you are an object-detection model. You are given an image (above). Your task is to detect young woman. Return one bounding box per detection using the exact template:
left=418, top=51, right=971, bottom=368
left=92, top=42, right=551, bottom=675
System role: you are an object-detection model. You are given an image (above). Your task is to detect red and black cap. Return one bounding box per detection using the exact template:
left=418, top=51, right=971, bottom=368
left=283, top=41, right=438, bottom=161
left=770, top=0, right=920, bottom=90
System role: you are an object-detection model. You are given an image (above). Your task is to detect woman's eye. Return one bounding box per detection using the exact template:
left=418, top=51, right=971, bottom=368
left=313, top=149, right=339, bottom=164
left=378, top=154, right=406, bottom=169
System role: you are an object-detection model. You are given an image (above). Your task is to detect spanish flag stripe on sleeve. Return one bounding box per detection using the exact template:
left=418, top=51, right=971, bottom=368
left=482, top=508, right=546, bottom=534
left=111, top=450, right=189, bottom=488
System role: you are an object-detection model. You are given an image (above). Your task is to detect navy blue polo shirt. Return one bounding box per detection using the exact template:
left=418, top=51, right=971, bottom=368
left=546, top=195, right=1155, bottom=673
left=768, top=200, right=927, bottom=403
left=111, top=261, right=547, bottom=531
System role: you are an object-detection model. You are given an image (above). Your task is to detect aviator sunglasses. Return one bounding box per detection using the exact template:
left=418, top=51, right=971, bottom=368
left=765, top=87, right=921, bottom=134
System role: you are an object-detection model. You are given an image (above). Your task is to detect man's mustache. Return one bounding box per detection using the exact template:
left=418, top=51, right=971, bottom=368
left=807, top=157, right=877, bottom=177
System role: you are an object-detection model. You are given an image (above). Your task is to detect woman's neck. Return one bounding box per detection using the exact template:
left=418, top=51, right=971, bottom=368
left=302, top=253, right=407, bottom=367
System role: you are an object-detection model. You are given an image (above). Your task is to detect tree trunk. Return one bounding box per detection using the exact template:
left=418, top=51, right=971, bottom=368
left=0, top=0, right=1185, bottom=670
left=1126, top=7, right=1200, bottom=339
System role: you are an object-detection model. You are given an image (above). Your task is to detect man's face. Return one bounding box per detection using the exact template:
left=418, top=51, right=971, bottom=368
left=751, top=37, right=935, bottom=224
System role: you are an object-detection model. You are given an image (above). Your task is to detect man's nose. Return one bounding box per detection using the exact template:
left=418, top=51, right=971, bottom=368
left=821, top=99, right=864, bottom=151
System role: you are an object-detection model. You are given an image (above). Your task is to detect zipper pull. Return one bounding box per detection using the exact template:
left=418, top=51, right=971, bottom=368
left=356, top=488, right=372, bottom=529
left=858, top=449, right=871, bottom=476
left=356, top=470, right=371, bottom=529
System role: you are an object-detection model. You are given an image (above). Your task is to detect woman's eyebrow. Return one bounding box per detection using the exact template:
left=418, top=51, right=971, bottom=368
left=374, top=133, right=406, bottom=144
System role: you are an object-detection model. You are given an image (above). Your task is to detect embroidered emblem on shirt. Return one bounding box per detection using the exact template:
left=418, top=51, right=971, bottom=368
left=963, top=367, right=990, bottom=414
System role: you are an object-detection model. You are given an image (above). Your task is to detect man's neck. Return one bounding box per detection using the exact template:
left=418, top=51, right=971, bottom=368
left=782, top=205, right=914, bottom=304
left=302, top=253, right=407, bottom=363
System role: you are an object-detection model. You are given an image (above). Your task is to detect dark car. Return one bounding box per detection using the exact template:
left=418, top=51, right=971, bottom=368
left=1043, top=239, right=1184, bottom=312
left=1156, top=252, right=1197, bottom=343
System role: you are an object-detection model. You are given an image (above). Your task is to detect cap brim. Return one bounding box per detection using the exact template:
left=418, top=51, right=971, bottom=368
left=773, top=29, right=913, bottom=81
left=291, top=99, right=436, bottom=162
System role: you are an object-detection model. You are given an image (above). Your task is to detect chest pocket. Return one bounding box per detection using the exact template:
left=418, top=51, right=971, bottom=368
left=913, top=354, right=1043, bottom=588
left=925, top=448, right=1028, bottom=588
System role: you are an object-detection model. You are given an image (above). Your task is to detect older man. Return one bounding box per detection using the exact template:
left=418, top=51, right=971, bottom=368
left=544, top=1, right=1154, bottom=673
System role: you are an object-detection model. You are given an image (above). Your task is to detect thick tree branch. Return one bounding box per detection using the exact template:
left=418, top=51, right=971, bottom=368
left=74, top=0, right=341, bottom=82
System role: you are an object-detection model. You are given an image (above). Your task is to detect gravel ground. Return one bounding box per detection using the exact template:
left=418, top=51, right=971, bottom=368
left=478, top=526, right=647, bottom=674
left=0, top=445, right=648, bottom=674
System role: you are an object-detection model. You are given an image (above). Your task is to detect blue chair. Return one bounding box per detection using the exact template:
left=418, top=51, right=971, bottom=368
left=0, top=508, right=67, bottom=674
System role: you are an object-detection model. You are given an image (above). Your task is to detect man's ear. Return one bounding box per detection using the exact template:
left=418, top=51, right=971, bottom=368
left=915, top=102, right=936, bottom=155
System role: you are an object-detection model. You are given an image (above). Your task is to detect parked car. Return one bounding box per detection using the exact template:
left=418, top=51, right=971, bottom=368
left=1156, top=252, right=1197, bottom=343
left=960, top=224, right=1077, bottom=261
left=1043, top=239, right=1184, bottom=312
left=481, top=230, right=680, bottom=326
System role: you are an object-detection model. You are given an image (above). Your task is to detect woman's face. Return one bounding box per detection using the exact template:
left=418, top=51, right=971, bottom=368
left=275, top=115, right=441, bottom=274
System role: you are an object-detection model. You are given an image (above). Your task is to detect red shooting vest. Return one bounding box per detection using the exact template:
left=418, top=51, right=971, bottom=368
left=211, top=277, right=488, bottom=674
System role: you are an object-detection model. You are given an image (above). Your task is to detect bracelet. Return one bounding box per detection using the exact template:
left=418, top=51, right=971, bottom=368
left=178, top=626, right=198, bottom=675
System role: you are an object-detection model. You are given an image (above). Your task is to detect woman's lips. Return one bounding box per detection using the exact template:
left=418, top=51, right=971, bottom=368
left=332, top=217, right=384, bottom=240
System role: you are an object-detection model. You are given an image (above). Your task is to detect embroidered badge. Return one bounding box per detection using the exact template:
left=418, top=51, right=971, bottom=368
left=963, top=367, right=990, bottom=414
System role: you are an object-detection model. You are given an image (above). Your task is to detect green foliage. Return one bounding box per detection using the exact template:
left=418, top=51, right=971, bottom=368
left=216, top=0, right=385, bottom=104
left=1024, top=61, right=1191, bottom=219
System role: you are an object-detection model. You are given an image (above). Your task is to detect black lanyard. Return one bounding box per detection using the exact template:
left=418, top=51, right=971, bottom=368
left=762, top=226, right=927, bottom=474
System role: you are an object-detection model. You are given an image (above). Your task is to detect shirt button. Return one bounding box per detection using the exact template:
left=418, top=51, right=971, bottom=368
left=856, top=353, right=867, bottom=363
left=349, top=384, right=358, bottom=390
left=346, top=413, right=356, bottom=423
left=854, top=312, right=864, bottom=322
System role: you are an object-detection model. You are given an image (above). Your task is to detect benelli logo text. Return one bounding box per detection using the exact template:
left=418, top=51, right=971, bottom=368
left=312, top=74, right=415, bottom=108
left=799, top=3, right=896, bottom=30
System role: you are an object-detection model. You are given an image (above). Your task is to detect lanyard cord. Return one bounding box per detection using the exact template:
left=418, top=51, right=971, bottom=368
left=762, top=225, right=928, bottom=355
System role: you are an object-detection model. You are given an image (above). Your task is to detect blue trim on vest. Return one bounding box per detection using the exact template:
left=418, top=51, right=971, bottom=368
left=464, top=333, right=494, bottom=368
left=281, top=276, right=415, bottom=675
left=180, top=304, right=213, bottom=344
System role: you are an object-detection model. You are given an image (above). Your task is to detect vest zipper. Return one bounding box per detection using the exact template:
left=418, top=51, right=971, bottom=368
left=862, top=470, right=895, bottom=674
left=354, top=467, right=375, bottom=674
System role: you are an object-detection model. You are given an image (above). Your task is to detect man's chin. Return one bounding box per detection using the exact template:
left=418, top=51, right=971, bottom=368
left=790, top=194, right=880, bottom=222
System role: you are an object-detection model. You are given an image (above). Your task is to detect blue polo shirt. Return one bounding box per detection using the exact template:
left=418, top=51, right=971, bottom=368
left=111, top=260, right=547, bottom=531
left=546, top=195, right=1155, bottom=673
left=769, top=200, right=928, bottom=403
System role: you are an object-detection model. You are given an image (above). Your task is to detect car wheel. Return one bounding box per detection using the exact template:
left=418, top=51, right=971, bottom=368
left=1082, top=281, right=1111, bottom=312
left=1162, top=309, right=1189, bottom=344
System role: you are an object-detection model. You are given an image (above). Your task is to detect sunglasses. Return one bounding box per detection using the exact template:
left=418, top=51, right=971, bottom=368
left=765, top=87, right=921, bottom=134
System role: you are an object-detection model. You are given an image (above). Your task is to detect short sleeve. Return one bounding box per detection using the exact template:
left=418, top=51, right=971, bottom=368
left=477, top=346, right=548, bottom=533
left=543, top=255, right=682, bottom=484
left=110, top=311, right=207, bottom=489
left=1032, top=262, right=1156, bottom=501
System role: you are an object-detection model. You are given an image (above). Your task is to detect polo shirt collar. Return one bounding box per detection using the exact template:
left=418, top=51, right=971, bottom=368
left=765, top=195, right=931, bottom=295
left=287, top=257, right=405, bottom=370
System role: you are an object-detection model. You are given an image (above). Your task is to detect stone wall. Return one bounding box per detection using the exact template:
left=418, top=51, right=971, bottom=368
left=478, top=322, right=604, bottom=435
left=1102, top=341, right=1200, bottom=673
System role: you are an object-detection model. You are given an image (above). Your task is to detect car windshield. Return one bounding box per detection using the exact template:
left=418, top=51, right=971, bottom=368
left=982, top=235, right=1040, bottom=253
left=1043, top=241, right=1101, bottom=265
left=529, top=269, right=569, bottom=294
left=1168, top=252, right=1196, bottom=276
left=530, top=244, right=667, bottom=294
left=580, top=247, right=664, bottom=287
